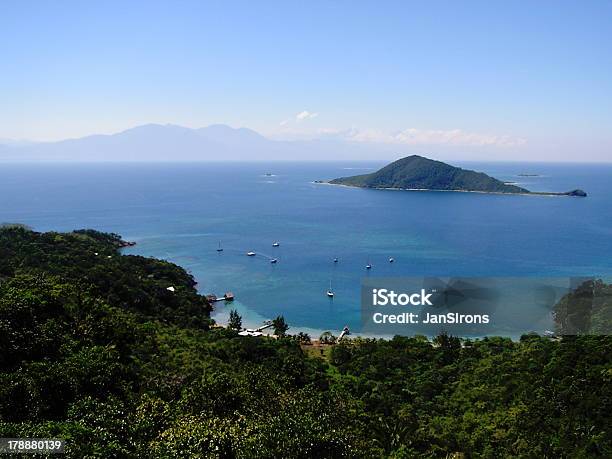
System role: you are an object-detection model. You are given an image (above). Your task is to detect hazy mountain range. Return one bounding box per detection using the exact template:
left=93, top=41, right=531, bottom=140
left=0, top=124, right=396, bottom=161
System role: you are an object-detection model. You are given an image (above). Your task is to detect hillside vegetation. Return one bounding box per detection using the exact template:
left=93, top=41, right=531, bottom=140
left=0, top=227, right=610, bottom=457
left=330, top=155, right=530, bottom=193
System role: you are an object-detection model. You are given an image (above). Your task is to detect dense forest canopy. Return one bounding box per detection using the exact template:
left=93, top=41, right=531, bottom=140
left=329, top=155, right=530, bottom=193
left=0, top=227, right=610, bottom=457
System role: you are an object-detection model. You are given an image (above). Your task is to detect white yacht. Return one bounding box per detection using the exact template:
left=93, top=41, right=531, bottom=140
left=327, top=280, right=334, bottom=297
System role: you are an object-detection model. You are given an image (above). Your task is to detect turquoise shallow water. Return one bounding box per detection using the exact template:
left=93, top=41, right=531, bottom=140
left=1, top=161, right=611, bottom=335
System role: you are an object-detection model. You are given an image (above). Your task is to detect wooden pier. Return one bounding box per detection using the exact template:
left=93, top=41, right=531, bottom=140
left=206, top=292, right=235, bottom=303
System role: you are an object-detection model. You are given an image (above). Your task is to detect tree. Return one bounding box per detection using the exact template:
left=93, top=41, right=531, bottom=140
left=433, top=332, right=461, bottom=350
left=228, top=309, right=242, bottom=331
left=297, top=332, right=311, bottom=344
left=272, top=315, right=289, bottom=337
left=319, top=331, right=336, bottom=345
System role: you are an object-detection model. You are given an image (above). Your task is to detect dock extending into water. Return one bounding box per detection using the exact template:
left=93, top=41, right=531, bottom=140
left=206, top=292, right=235, bottom=303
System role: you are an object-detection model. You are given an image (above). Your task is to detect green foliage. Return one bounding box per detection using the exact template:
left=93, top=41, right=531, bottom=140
left=329, top=334, right=612, bottom=457
left=330, top=155, right=529, bottom=193
left=0, top=226, right=212, bottom=328
left=320, top=331, right=337, bottom=344
left=0, top=227, right=610, bottom=458
left=297, top=331, right=311, bottom=344
left=272, top=314, right=289, bottom=337
left=228, top=309, right=242, bottom=331
left=0, top=222, right=33, bottom=231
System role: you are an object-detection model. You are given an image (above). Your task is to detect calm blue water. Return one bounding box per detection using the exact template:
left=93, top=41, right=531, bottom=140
left=1, top=161, right=611, bottom=336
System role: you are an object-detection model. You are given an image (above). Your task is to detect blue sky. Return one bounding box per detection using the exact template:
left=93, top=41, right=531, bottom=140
left=1, top=0, right=611, bottom=160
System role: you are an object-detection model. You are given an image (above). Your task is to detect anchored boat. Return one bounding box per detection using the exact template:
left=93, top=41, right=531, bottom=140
left=327, top=280, right=334, bottom=297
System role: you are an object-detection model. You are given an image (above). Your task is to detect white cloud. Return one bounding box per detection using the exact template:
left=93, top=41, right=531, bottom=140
left=273, top=118, right=525, bottom=148
left=278, top=111, right=319, bottom=128
left=330, top=127, right=525, bottom=147
left=394, top=128, right=525, bottom=147
left=296, top=110, right=318, bottom=121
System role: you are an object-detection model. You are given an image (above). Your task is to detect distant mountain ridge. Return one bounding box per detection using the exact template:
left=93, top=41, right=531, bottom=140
left=329, top=155, right=587, bottom=196
left=0, top=124, right=268, bottom=161
left=0, top=123, right=395, bottom=161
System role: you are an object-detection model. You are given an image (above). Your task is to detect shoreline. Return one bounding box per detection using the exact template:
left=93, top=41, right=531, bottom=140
left=315, top=181, right=582, bottom=197
left=210, top=300, right=533, bottom=342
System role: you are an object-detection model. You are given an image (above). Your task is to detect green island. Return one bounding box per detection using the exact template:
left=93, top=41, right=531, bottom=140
left=1, top=227, right=610, bottom=457
left=326, top=155, right=587, bottom=196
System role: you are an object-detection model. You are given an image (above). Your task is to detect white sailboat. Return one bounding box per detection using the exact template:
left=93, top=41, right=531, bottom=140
left=327, top=280, right=334, bottom=297
left=216, top=241, right=223, bottom=252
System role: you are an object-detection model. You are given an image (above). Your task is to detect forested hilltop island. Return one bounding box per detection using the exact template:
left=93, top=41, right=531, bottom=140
left=1, top=227, right=610, bottom=457
left=327, top=155, right=587, bottom=196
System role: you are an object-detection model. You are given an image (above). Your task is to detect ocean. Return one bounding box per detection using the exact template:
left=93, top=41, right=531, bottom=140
left=1, top=161, right=611, bottom=337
